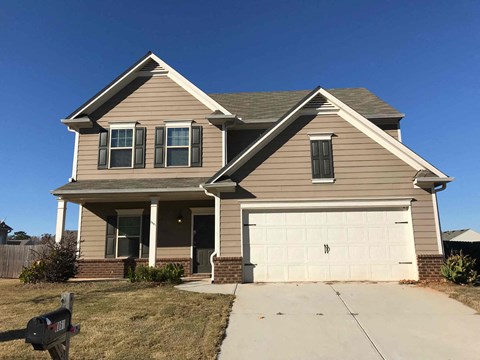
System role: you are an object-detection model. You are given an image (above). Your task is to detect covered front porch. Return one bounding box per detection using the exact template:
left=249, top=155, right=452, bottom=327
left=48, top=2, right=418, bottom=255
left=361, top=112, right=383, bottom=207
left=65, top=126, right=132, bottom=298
left=51, top=178, right=223, bottom=279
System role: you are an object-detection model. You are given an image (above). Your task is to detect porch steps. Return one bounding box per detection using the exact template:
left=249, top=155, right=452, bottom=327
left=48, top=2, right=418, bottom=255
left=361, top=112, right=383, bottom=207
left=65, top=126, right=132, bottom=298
left=183, top=273, right=211, bottom=281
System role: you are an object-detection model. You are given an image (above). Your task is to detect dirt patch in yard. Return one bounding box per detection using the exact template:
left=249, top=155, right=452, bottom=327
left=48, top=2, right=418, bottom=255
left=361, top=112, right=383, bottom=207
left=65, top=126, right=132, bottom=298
left=426, top=281, right=480, bottom=313
left=0, top=279, right=234, bottom=359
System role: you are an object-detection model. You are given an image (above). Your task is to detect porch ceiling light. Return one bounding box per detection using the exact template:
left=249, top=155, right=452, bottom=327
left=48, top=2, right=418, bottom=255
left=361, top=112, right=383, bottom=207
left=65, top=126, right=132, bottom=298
left=176, top=213, right=183, bottom=224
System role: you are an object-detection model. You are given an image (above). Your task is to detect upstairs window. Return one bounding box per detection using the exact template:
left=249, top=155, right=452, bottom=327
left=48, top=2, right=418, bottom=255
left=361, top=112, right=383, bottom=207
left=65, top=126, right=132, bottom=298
left=97, top=122, right=146, bottom=170
left=310, top=133, right=335, bottom=183
left=167, top=127, right=190, bottom=166
left=110, top=128, right=134, bottom=168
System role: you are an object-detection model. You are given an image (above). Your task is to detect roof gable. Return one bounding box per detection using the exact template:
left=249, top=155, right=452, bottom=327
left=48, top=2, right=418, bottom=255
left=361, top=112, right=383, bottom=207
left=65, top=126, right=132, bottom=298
left=65, top=52, right=231, bottom=120
left=208, top=87, right=449, bottom=183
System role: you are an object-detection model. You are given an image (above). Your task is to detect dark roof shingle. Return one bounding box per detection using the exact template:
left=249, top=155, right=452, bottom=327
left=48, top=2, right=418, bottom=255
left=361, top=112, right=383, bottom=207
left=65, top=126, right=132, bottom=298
left=52, top=177, right=208, bottom=195
left=209, top=88, right=403, bottom=121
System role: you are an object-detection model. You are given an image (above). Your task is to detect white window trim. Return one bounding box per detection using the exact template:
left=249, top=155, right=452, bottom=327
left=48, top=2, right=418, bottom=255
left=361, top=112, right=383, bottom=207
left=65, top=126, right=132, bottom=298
left=165, top=121, right=192, bottom=167
left=312, top=178, right=335, bottom=184
left=309, top=133, right=334, bottom=141
left=309, top=133, right=335, bottom=183
left=115, top=214, right=143, bottom=259
left=108, top=123, right=137, bottom=169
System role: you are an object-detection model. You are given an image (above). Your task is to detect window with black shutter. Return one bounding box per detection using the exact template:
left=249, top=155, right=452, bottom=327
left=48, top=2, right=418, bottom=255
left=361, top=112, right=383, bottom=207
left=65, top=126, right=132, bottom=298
left=310, top=134, right=334, bottom=183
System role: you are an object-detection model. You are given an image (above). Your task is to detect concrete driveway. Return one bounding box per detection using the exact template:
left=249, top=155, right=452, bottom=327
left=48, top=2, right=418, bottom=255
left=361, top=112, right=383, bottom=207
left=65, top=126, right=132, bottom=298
left=218, top=283, right=480, bottom=360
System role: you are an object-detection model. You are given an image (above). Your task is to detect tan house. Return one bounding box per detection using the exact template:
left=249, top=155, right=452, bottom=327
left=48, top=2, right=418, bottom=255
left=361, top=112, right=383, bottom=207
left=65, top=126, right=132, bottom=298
left=52, top=52, right=453, bottom=283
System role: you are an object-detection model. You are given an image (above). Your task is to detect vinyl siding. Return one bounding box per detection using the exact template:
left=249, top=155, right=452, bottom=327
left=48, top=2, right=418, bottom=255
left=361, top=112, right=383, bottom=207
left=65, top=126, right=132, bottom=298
left=80, top=200, right=213, bottom=259
left=76, top=76, right=221, bottom=180
left=220, top=114, right=439, bottom=257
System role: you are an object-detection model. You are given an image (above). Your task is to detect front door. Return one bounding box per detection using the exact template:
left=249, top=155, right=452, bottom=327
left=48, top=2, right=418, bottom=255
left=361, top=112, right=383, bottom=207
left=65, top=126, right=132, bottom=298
left=193, top=214, right=215, bottom=273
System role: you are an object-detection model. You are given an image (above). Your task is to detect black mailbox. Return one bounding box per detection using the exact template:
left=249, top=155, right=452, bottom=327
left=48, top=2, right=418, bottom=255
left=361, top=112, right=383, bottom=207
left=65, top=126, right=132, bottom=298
left=25, top=308, right=72, bottom=350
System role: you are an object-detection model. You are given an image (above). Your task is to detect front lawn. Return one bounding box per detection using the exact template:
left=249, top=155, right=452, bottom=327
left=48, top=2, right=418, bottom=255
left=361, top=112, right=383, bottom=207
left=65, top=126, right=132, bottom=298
left=428, top=282, right=480, bottom=313
left=0, top=279, right=234, bottom=359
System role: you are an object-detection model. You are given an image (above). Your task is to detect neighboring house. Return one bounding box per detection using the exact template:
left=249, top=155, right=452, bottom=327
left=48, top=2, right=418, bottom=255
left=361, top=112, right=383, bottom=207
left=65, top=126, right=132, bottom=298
left=442, top=229, right=480, bottom=242
left=0, top=221, right=12, bottom=244
left=52, top=52, right=453, bottom=283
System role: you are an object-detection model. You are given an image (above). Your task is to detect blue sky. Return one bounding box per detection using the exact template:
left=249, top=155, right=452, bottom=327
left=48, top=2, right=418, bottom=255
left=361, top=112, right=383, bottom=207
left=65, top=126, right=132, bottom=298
left=0, top=1, right=479, bottom=235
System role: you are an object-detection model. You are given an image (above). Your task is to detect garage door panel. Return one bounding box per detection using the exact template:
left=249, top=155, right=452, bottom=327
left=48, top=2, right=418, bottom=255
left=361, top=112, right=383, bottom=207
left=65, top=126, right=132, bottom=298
left=327, top=228, right=347, bottom=243
left=305, top=212, right=326, bottom=225
left=288, top=265, right=306, bottom=281
left=244, top=208, right=417, bottom=282
left=369, top=246, right=388, bottom=260
left=287, top=247, right=306, bottom=263
left=307, top=246, right=324, bottom=261
left=267, top=247, right=285, bottom=263
left=307, top=265, right=329, bottom=281
left=306, top=228, right=324, bottom=243
left=286, top=228, right=305, bottom=243
left=346, top=228, right=366, bottom=242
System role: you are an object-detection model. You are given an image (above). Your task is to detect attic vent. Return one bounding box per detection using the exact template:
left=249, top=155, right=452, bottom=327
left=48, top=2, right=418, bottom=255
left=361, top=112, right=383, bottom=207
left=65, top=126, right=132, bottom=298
left=139, top=59, right=165, bottom=72
left=304, top=94, right=337, bottom=110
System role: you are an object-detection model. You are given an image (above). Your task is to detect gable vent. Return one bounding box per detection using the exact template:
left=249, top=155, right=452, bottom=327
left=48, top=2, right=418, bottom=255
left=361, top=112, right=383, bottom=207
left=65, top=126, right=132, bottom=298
left=304, top=94, right=337, bottom=110
left=139, top=59, right=166, bottom=72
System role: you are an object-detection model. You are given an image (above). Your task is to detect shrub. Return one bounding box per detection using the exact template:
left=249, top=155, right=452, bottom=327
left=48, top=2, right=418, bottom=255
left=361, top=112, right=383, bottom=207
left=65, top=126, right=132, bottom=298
left=441, top=252, right=478, bottom=285
left=19, top=233, right=79, bottom=284
left=128, top=263, right=184, bottom=284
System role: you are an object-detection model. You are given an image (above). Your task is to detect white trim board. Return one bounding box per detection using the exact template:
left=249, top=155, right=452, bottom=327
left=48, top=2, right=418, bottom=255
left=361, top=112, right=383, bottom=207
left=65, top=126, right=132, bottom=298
left=240, top=198, right=413, bottom=210
left=67, top=52, right=231, bottom=120
left=209, top=87, right=448, bottom=183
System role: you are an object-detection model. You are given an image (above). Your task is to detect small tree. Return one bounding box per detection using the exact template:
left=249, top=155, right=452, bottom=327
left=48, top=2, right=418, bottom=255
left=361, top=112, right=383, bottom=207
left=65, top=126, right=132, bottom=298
left=10, top=231, right=31, bottom=240
left=19, top=232, right=79, bottom=284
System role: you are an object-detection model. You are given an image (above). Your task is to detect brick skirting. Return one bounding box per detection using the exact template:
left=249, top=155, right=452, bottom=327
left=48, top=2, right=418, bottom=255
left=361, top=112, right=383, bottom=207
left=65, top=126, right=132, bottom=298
left=77, top=258, right=191, bottom=279
left=213, top=256, right=243, bottom=284
left=417, top=254, right=445, bottom=281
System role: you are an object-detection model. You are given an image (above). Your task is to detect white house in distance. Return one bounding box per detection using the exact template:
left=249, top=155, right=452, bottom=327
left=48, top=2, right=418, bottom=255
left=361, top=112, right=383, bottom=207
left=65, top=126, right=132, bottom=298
left=442, top=229, right=480, bottom=242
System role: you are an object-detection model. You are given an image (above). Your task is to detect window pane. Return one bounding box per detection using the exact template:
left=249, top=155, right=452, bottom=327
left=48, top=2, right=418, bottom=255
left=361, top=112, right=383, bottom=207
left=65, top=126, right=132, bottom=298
left=110, top=149, right=132, bottom=167
left=167, top=127, right=189, bottom=146
left=167, top=148, right=189, bottom=166
left=118, top=216, right=141, bottom=236
left=111, top=129, right=133, bottom=148
left=117, top=237, right=140, bottom=257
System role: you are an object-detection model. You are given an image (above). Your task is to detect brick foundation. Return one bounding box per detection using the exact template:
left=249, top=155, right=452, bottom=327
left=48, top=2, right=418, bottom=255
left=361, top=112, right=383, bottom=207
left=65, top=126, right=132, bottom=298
left=77, top=258, right=191, bottom=279
left=417, top=254, right=444, bottom=281
left=213, top=256, right=243, bottom=284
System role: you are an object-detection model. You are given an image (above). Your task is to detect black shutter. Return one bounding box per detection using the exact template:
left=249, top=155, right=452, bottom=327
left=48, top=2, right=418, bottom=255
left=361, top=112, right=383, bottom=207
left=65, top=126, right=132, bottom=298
left=311, top=139, right=334, bottom=179
left=154, top=127, right=165, bottom=168
left=134, top=127, right=146, bottom=168
left=105, top=216, right=117, bottom=258
left=141, top=215, right=150, bottom=259
left=319, top=140, right=334, bottom=178
left=98, top=130, right=109, bottom=169
left=190, top=125, right=202, bottom=167
left=310, top=140, right=321, bottom=178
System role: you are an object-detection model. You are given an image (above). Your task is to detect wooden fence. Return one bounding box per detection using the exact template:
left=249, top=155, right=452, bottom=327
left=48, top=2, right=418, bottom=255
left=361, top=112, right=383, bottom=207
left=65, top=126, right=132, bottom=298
left=0, top=245, right=45, bottom=278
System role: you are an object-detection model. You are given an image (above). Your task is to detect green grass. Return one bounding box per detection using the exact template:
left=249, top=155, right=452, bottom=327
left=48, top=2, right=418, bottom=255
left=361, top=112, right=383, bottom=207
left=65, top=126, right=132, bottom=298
left=0, top=279, right=234, bottom=359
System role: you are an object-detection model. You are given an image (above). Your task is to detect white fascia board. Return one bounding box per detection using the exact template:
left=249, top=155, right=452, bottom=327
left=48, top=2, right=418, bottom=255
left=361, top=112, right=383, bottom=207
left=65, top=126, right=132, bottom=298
left=240, top=198, right=413, bottom=210
left=209, top=89, right=320, bottom=183
left=149, top=54, right=232, bottom=115
left=68, top=53, right=232, bottom=120
left=318, top=88, right=448, bottom=178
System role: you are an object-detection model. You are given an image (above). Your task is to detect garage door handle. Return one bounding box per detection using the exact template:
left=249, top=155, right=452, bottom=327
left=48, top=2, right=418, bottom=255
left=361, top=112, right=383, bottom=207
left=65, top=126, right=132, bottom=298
left=398, top=261, right=412, bottom=264
left=244, top=263, right=257, bottom=267
left=324, top=244, right=330, bottom=254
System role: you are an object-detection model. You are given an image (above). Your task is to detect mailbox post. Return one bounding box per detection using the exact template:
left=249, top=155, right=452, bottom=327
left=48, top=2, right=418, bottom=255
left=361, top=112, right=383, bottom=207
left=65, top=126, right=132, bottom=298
left=25, top=292, right=80, bottom=360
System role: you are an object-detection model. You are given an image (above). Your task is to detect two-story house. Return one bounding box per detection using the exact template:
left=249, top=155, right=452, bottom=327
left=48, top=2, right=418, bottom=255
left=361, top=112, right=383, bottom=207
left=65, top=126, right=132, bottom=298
left=52, top=52, right=452, bottom=283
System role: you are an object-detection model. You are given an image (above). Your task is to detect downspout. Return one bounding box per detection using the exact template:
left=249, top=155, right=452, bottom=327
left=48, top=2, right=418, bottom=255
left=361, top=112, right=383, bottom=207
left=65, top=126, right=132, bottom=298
left=67, top=127, right=79, bottom=182
left=432, top=183, right=447, bottom=255
left=200, top=185, right=221, bottom=283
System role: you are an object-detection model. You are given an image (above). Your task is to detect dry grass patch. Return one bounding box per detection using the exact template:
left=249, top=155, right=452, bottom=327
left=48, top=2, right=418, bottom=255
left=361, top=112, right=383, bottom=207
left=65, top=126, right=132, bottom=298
left=0, top=279, right=234, bottom=360
left=427, top=282, right=480, bottom=313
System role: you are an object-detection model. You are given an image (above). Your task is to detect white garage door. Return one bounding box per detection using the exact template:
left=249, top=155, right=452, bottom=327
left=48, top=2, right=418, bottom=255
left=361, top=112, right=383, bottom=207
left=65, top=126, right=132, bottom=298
left=243, top=208, right=417, bottom=282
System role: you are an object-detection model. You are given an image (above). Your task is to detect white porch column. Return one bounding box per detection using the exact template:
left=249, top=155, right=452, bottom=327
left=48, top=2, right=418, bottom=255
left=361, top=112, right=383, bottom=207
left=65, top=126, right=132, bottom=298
left=55, top=198, right=67, bottom=243
left=149, top=198, right=159, bottom=267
